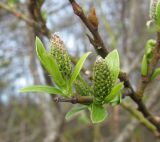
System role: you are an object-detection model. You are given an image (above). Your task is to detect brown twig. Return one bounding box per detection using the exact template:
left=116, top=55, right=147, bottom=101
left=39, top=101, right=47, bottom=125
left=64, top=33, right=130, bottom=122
left=69, top=0, right=108, bottom=58
left=54, top=96, right=93, bottom=104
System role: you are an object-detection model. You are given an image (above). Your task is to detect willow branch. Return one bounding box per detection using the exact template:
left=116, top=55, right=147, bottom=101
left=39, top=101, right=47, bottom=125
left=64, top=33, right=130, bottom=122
left=136, top=32, right=160, bottom=99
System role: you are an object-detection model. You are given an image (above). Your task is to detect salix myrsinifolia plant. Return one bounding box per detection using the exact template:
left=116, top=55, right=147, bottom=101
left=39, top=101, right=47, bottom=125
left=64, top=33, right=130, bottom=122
left=20, top=35, right=123, bottom=123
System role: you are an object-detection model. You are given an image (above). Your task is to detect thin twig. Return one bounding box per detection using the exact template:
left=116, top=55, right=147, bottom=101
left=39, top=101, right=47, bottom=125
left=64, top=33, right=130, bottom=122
left=69, top=0, right=109, bottom=58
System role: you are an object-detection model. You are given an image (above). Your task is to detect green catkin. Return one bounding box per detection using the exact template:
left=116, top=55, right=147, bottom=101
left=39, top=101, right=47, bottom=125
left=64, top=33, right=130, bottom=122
left=93, top=57, right=113, bottom=104
left=50, top=34, right=71, bottom=80
left=74, top=75, right=92, bottom=96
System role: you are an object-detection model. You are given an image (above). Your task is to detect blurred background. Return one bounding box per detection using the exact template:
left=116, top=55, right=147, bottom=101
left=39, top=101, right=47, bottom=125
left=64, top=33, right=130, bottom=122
left=0, top=0, right=160, bottom=142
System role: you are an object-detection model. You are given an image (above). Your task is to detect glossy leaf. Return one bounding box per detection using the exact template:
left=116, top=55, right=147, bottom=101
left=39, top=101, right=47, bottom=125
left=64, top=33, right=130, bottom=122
left=70, top=52, right=91, bottom=85
left=90, top=103, right=107, bottom=123
left=20, top=85, right=64, bottom=95
left=105, top=49, right=120, bottom=83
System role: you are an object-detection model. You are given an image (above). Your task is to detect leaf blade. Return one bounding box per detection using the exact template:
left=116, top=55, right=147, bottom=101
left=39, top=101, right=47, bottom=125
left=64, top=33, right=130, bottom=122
left=105, top=49, right=120, bottom=83
left=70, top=52, right=91, bottom=85
left=105, top=82, right=124, bottom=103
left=35, top=37, right=65, bottom=88
left=90, top=103, right=107, bottom=123
left=20, top=85, right=64, bottom=95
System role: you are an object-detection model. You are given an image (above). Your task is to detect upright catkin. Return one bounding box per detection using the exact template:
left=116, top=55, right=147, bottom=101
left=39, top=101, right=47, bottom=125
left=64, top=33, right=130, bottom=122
left=93, top=57, right=113, bottom=104
left=50, top=35, right=71, bottom=80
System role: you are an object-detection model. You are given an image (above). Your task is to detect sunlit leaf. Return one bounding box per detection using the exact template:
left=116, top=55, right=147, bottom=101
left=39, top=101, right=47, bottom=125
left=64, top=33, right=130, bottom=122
left=105, top=49, right=120, bottom=83
left=35, top=37, right=66, bottom=88
left=20, top=85, right=64, bottom=96
left=70, top=52, right=91, bottom=85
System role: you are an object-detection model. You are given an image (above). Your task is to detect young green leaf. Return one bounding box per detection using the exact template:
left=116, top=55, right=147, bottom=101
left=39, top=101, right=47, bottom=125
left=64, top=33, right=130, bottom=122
left=90, top=103, right=107, bottom=123
left=141, top=55, right=148, bottom=76
left=151, top=68, right=160, bottom=80
left=20, top=85, right=64, bottom=96
left=70, top=52, right=91, bottom=85
left=65, top=105, right=87, bottom=120
left=35, top=37, right=46, bottom=59
left=104, top=82, right=124, bottom=103
left=105, top=49, right=120, bottom=83
left=46, top=54, right=66, bottom=88
left=35, top=37, right=65, bottom=88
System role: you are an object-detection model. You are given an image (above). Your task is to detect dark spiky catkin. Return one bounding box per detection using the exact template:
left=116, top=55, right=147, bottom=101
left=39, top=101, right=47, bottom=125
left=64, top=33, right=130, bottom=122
left=50, top=35, right=71, bottom=79
left=93, top=57, right=113, bottom=104
left=74, top=75, right=92, bottom=96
